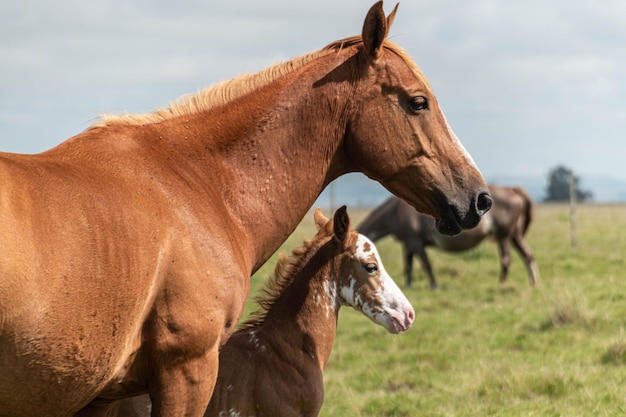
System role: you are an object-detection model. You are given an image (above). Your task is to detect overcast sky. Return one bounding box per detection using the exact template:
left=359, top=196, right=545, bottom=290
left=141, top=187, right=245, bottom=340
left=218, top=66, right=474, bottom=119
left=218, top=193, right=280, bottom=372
left=2, top=0, right=625, bottom=184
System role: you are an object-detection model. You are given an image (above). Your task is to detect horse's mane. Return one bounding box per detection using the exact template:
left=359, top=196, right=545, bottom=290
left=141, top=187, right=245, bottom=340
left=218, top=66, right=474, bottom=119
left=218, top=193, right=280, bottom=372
left=239, top=227, right=333, bottom=330
left=89, top=36, right=428, bottom=129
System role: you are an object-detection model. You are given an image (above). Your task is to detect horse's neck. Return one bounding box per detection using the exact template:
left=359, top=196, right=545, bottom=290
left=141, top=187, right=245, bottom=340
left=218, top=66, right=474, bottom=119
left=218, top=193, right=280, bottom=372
left=263, top=259, right=340, bottom=370
left=187, top=62, right=353, bottom=273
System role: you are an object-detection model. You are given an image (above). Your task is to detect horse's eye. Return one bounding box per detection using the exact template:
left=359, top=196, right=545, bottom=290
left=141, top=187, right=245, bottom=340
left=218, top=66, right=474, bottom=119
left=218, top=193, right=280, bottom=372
left=409, top=96, right=428, bottom=112
left=363, top=263, right=378, bottom=274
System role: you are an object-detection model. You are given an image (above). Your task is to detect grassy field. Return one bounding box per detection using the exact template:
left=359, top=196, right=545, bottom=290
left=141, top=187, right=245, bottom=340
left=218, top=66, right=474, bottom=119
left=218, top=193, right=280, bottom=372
left=246, top=203, right=626, bottom=416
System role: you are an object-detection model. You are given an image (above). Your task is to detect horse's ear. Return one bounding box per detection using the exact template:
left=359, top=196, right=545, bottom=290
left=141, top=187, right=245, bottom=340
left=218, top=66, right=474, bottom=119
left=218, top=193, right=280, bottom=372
left=362, top=1, right=398, bottom=60
left=333, top=205, right=351, bottom=243
left=386, top=3, right=399, bottom=32
left=314, top=207, right=329, bottom=231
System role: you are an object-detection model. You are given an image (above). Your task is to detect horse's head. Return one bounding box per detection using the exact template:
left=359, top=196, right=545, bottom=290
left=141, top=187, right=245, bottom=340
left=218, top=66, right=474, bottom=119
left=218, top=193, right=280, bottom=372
left=344, top=1, right=492, bottom=235
left=315, top=206, right=414, bottom=334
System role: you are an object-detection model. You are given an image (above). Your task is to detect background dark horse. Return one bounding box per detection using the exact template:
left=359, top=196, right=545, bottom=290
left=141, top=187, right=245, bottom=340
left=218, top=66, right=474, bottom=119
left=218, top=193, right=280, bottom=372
left=358, top=185, right=539, bottom=289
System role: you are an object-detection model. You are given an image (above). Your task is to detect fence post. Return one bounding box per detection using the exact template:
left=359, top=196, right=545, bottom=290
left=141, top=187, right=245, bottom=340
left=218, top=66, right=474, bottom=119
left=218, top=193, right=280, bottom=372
left=569, top=170, right=577, bottom=252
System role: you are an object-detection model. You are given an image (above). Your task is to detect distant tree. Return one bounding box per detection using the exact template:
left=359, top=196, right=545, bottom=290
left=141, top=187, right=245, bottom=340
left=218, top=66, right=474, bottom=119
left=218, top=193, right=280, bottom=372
left=544, top=165, right=592, bottom=202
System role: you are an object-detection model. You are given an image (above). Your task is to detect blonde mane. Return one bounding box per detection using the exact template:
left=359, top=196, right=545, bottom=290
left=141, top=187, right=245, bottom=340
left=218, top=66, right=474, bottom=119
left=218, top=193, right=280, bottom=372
left=89, top=37, right=428, bottom=129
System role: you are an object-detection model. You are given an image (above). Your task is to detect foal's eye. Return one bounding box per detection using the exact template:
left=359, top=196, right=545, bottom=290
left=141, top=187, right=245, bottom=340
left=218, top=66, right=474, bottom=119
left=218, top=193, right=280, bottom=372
left=363, top=263, right=378, bottom=274
left=409, top=96, right=429, bottom=113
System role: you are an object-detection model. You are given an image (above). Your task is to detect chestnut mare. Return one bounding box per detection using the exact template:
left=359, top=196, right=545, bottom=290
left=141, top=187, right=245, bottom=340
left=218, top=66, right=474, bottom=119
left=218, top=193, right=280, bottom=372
left=358, top=185, right=538, bottom=289
left=118, top=206, right=414, bottom=417
left=0, top=2, right=490, bottom=416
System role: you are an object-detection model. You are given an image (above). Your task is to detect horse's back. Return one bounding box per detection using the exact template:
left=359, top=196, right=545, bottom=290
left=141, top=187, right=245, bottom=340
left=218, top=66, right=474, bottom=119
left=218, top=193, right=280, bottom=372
left=359, top=196, right=425, bottom=242
left=488, top=185, right=533, bottom=236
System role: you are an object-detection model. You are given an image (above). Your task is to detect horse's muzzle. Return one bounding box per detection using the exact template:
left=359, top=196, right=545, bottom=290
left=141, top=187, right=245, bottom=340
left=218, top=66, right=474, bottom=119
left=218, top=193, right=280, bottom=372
left=436, top=190, right=492, bottom=236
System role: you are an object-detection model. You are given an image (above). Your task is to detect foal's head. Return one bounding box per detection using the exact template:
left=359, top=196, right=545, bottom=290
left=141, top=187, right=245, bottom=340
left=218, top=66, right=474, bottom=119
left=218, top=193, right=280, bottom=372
left=315, top=206, right=414, bottom=334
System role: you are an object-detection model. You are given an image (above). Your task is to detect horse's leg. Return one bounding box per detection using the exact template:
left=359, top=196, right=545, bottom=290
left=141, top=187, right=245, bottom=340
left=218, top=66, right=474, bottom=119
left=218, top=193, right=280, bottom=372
left=402, top=245, right=414, bottom=288
left=149, top=347, right=218, bottom=417
left=143, top=294, right=228, bottom=417
left=143, top=249, right=246, bottom=417
left=410, top=241, right=437, bottom=290
left=511, top=233, right=539, bottom=286
left=496, top=237, right=512, bottom=283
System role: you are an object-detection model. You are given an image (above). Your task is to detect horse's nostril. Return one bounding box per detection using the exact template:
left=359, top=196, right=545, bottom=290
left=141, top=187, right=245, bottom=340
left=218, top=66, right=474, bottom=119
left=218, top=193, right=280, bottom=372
left=476, top=192, right=493, bottom=216
left=407, top=309, right=415, bottom=323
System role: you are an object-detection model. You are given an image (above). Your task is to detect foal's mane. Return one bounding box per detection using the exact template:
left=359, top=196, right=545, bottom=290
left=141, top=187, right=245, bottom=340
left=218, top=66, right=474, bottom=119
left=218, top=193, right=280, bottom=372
left=89, top=36, right=427, bottom=129
left=239, top=227, right=334, bottom=330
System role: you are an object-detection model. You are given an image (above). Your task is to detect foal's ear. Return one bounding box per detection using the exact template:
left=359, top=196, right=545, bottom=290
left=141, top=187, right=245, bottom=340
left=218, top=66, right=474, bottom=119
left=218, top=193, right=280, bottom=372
left=362, top=1, right=399, bottom=60
left=314, top=207, right=329, bottom=231
left=333, top=205, right=351, bottom=243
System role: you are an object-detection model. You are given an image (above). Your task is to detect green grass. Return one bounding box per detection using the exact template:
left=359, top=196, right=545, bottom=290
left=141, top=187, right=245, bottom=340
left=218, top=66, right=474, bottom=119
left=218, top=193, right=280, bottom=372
left=247, top=204, right=626, bottom=416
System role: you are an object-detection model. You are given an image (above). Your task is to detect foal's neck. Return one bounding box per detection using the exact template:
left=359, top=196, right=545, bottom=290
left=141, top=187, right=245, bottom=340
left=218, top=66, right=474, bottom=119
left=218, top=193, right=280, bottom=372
left=263, top=248, right=341, bottom=370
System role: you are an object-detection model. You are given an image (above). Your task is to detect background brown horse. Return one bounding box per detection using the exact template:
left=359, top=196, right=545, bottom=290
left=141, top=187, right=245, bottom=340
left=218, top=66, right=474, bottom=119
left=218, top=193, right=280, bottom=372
left=359, top=185, right=538, bottom=289
left=118, top=206, right=414, bottom=417
left=0, top=2, right=489, bottom=416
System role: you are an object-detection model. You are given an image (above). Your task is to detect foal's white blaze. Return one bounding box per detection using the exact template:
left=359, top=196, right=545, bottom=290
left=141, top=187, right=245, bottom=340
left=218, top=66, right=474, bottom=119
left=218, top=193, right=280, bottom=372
left=343, top=234, right=414, bottom=333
